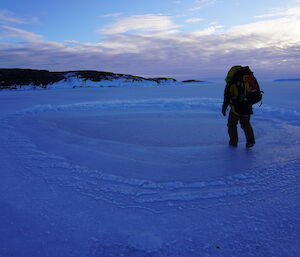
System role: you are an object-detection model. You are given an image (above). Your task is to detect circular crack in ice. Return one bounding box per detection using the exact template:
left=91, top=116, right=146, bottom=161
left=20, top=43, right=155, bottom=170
left=4, top=97, right=300, bottom=207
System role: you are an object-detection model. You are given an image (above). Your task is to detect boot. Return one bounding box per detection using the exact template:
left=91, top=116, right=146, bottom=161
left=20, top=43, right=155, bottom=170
left=229, top=140, right=238, bottom=147
left=246, top=139, right=255, bottom=148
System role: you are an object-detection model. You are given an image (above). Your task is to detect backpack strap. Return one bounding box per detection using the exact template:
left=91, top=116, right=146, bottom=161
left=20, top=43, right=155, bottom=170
left=259, top=91, right=264, bottom=107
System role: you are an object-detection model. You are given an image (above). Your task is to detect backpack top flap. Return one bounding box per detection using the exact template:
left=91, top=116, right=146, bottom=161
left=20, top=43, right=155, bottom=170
left=225, top=65, right=262, bottom=105
left=225, top=65, right=242, bottom=83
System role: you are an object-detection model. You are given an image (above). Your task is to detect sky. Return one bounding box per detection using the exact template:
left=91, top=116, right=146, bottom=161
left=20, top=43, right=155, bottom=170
left=1, top=0, right=300, bottom=80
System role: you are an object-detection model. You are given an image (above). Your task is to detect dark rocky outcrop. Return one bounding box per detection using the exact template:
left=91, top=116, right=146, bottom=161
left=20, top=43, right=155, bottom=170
left=0, top=69, right=65, bottom=89
left=0, top=69, right=177, bottom=89
left=274, top=78, right=300, bottom=82
left=182, top=80, right=205, bottom=83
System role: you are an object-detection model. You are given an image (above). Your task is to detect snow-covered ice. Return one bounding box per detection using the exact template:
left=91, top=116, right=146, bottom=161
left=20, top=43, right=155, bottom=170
left=0, top=81, right=299, bottom=257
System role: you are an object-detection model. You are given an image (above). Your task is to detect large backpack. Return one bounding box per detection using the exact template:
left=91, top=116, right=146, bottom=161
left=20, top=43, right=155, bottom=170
left=225, top=66, right=263, bottom=105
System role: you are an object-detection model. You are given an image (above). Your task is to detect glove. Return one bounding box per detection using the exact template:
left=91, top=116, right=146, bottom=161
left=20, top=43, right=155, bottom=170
left=222, top=105, right=227, bottom=116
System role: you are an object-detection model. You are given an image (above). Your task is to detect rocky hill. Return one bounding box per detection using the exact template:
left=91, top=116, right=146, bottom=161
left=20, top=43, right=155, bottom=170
left=0, top=69, right=177, bottom=90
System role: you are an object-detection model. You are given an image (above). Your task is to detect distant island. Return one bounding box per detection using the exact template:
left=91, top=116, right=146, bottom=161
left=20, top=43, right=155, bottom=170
left=181, top=80, right=206, bottom=83
left=0, top=68, right=177, bottom=90
left=0, top=69, right=210, bottom=90
left=274, top=78, right=300, bottom=82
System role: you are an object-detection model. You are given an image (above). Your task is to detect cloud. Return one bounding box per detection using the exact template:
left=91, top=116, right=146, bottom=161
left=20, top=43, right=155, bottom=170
left=101, top=13, right=123, bottom=18
left=0, top=36, right=299, bottom=79
left=0, top=10, right=24, bottom=24
left=185, top=18, right=204, bottom=23
left=254, top=6, right=300, bottom=18
left=188, top=0, right=218, bottom=12
left=1, top=28, right=299, bottom=79
left=99, top=14, right=181, bottom=34
left=0, top=9, right=38, bottom=24
left=189, top=25, right=224, bottom=36
left=231, top=9, right=300, bottom=49
left=0, top=25, right=43, bottom=41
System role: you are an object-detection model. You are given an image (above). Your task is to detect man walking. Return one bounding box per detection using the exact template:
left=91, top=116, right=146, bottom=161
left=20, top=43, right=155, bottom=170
left=222, top=66, right=262, bottom=148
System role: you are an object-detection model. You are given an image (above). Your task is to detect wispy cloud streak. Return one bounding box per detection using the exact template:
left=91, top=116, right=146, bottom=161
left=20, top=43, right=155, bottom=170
left=188, top=0, right=217, bottom=12
left=99, top=14, right=181, bottom=34
left=0, top=9, right=38, bottom=24
left=0, top=10, right=24, bottom=24
left=1, top=25, right=43, bottom=41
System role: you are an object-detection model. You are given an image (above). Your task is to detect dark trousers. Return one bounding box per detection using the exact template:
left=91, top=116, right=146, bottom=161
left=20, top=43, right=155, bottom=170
left=227, top=111, right=255, bottom=144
